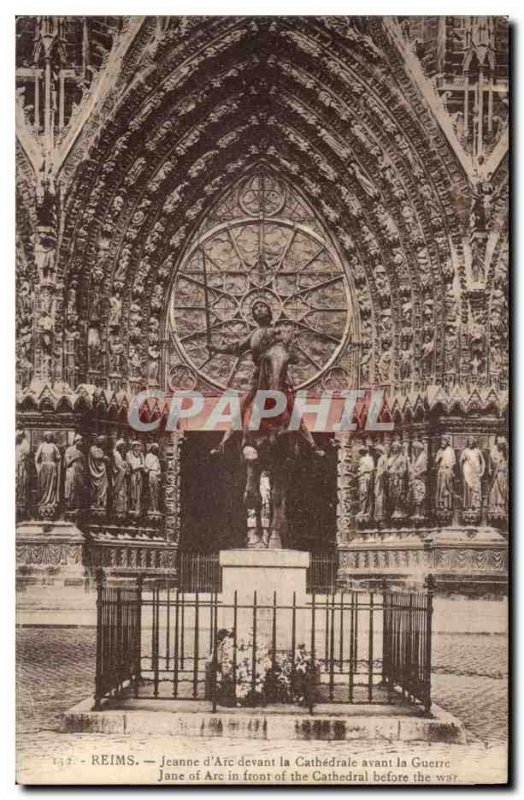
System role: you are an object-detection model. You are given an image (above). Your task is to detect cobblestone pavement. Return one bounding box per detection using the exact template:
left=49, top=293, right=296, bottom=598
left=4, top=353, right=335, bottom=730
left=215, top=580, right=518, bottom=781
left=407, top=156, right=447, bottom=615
left=16, top=627, right=508, bottom=784
left=432, top=633, right=508, bottom=745
left=17, top=628, right=96, bottom=735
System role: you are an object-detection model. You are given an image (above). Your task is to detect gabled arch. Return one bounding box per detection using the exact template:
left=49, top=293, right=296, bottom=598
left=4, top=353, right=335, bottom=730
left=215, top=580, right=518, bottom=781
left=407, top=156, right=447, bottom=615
left=56, top=17, right=472, bottom=394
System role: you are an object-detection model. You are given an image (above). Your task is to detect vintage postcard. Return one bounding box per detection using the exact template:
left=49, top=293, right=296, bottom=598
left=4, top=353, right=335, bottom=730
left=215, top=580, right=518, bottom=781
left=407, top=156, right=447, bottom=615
left=15, top=15, right=509, bottom=786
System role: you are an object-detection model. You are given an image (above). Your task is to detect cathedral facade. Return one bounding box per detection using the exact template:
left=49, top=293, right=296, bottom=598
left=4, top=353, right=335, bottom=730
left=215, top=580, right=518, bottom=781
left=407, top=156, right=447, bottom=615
left=16, top=16, right=508, bottom=592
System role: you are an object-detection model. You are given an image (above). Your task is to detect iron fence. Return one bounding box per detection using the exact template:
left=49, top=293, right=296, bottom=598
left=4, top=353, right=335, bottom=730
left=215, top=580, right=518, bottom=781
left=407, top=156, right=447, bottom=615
left=94, top=572, right=142, bottom=709
left=178, top=552, right=222, bottom=593
left=382, top=575, right=434, bottom=712
left=307, top=553, right=338, bottom=593
left=94, top=572, right=434, bottom=713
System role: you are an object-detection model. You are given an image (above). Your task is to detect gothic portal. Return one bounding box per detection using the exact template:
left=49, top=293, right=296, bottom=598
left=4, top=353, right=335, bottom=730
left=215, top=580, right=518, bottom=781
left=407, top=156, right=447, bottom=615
left=16, top=16, right=508, bottom=591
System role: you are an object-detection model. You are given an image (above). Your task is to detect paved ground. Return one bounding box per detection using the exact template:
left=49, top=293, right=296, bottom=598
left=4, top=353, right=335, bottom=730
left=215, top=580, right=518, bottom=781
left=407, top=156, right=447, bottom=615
left=16, top=626, right=508, bottom=785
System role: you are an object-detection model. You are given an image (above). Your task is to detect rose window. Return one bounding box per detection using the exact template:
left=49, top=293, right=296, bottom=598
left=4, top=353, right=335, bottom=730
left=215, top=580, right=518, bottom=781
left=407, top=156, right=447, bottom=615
left=167, top=169, right=353, bottom=391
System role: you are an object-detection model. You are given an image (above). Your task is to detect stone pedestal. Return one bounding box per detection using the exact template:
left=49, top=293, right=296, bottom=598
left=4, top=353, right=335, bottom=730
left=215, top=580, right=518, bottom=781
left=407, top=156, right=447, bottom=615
left=16, top=520, right=94, bottom=625
left=219, top=548, right=310, bottom=602
left=338, top=525, right=508, bottom=594
left=16, top=520, right=85, bottom=573
left=219, top=549, right=311, bottom=647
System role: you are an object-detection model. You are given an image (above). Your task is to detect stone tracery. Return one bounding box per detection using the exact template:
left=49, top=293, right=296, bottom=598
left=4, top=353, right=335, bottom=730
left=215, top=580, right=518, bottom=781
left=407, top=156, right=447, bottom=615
left=167, top=167, right=356, bottom=392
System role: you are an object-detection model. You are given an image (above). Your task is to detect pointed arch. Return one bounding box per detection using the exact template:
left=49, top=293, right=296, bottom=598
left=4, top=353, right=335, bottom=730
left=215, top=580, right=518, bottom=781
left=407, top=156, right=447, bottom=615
left=57, top=17, right=472, bottom=392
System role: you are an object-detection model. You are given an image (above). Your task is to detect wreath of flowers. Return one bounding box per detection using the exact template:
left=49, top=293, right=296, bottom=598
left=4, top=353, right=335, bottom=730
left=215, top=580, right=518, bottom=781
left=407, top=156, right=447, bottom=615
left=208, top=629, right=318, bottom=708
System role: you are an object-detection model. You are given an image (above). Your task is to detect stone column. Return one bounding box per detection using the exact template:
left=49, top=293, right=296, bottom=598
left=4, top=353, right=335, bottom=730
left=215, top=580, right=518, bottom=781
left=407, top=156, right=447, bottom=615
left=335, top=432, right=355, bottom=546
left=33, top=183, right=59, bottom=385
left=163, top=431, right=183, bottom=544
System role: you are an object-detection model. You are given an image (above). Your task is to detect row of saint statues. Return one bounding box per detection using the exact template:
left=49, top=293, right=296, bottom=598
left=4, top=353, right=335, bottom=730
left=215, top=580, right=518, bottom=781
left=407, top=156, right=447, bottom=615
left=16, top=430, right=163, bottom=518
left=356, top=436, right=508, bottom=523
left=16, top=428, right=508, bottom=526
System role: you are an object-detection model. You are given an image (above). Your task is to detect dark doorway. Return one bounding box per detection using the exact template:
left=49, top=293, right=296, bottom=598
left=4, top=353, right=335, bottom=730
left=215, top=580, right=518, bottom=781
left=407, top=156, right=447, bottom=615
left=178, top=433, right=338, bottom=555
left=287, top=433, right=338, bottom=554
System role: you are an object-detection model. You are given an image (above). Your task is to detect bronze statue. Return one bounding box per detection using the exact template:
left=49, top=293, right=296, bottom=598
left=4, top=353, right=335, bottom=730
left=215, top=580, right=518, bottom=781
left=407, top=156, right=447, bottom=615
left=210, top=300, right=323, bottom=457
left=209, top=300, right=323, bottom=548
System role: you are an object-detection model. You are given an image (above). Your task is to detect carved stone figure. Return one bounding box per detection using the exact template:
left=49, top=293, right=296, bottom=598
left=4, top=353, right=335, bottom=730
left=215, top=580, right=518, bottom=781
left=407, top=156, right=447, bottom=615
left=64, top=434, right=86, bottom=511
left=470, top=232, right=487, bottom=284
left=35, top=233, right=56, bottom=284
left=399, top=343, right=413, bottom=381
left=108, top=291, right=122, bottom=328
left=112, top=440, right=129, bottom=517
left=470, top=323, right=486, bottom=376
left=373, top=443, right=389, bottom=523
left=421, top=331, right=435, bottom=374
left=88, top=436, right=109, bottom=511
left=377, top=347, right=393, bottom=384
left=460, top=437, right=485, bottom=514
left=108, top=333, right=124, bottom=374
left=488, top=437, right=508, bottom=520
left=409, top=440, right=427, bottom=519
left=147, top=345, right=160, bottom=384
left=87, top=323, right=101, bottom=371
left=128, top=345, right=143, bottom=379
left=126, top=441, right=145, bottom=515
left=387, top=441, right=408, bottom=519
left=356, top=446, right=374, bottom=521
left=34, top=431, right=61, bottom=517
left=435, top=437, right=456, bottom=514
left=16, top=429, right=30, bottom=514
left=145, top=443, right=162, bottom=513
left=66, top=283, right=78, bottom=322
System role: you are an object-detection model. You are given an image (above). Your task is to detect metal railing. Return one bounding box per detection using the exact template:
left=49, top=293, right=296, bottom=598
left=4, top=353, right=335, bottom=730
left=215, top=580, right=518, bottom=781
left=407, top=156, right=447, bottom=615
left=94, top=573, right=434, bottom=713
left=178, top=552, right=221, bottom=593
left=94, top=571, right=142, bottom=709
left=382, top=575, right=434, bottom=712
left=307, top=553, right=338, bottom=593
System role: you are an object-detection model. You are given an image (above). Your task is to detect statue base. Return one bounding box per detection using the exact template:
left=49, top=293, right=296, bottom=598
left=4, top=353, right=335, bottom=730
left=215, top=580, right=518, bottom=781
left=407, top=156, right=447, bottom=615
left=16, top=520, right=85, bottom=571
left=16, top=520, right=94, bottom=625
left=219, top=548, right=310, bottom=603
left=338, top=525, right=508, bottom=594
left=219, top=549, right=311, bottom=647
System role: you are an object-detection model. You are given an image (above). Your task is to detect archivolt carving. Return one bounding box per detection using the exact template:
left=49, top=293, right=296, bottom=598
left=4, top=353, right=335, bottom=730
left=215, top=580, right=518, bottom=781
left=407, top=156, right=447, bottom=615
left=16, top=17, right=505, bottom=395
